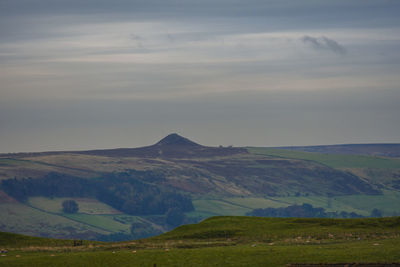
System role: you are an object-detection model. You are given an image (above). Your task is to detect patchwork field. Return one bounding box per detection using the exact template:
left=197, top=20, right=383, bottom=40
left=63, top=214, right=130, bottom=233
left=333, top=190, right=400, bottom=216
left=1, top=137, right=400, bottom=241
left=0, top=203, right=109, bottom=239
left=0, top=197, right=161, bottom=239
left=28, top=197, right=121, bottom=215
left=192, top=199, right=251, bottom=216
left=191, top=191, right=400, bottom=219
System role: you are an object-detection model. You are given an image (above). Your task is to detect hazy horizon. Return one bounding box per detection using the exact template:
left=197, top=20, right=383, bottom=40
left=1, top=0, right=400, bottom=153
left=1, top=131, right=400, bottom=154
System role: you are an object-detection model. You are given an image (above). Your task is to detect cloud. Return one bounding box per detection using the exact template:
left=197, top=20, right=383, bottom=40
left=130, top=34, right=144, bottom=48
left=301, top=35, right=346, bottom=55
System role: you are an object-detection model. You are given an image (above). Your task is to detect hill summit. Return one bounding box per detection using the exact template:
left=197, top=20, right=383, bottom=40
left=155, top=133, right=201, bottom=147
left=1, top=133, right=247, bottom=158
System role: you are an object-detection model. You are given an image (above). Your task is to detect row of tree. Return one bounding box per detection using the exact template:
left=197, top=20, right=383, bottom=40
left=98, top=208, right=190, bottom=242
left=247, top=203, right=383, bottom=218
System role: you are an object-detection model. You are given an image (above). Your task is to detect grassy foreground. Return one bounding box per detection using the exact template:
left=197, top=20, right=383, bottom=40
left=1, top=216, right=400, bottom=266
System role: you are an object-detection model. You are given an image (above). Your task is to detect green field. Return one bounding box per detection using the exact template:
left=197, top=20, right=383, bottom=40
left=63, top=214, right=130, bottom=233
left=0, top=203, right=109, bottom=238
left=270, top=195, right=369, bottom=214
left=1, top=216, right=400, bottom=267
left=1, top=144, right=400, bottom=242
left=27, top=197, right=155, bottom=235
left=192, top=192, right=400, bottom=218
left=0, top=231, right=100, bottom=248
left=192, top=199, right=251, bottom=216
left=29, top=197, right=121, bottom=215
left=247, top=147, right=400, bottom=169
left=158, top=216, right=400, bottom=241
left=334, top=190, right=400, bottom=216
left=1, top=241, right=399, bottom=267
left=223, top=197, right=288, bottom=209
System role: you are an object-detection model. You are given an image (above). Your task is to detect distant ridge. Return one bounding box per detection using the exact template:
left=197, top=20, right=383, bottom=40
left=0, top=133, right=246, bottom=158
left=76, top=133, right=246, bottom=158
left=276, top=143, right=400, bottom=158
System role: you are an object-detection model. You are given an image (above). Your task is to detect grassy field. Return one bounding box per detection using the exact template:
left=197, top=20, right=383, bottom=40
left=2, top=147, right=400, bottom=243
left=63, top=214, right=130, bottom=233
left=247, top=147, right=400, bottom=169
left=1, top=216, right=400, bottom=267
left=28, top=197, right=121, bottom=215
left=269, top=195, right=370, bottom=215
left=334, top=190, right=400, bottom=216
left=223, top=197, right=288, bottom=209
left=268, top=191, right=400, bottom=216
left=1, top=240, right=400, bottom=267
left=0, top=203, right=109, bottom=238
left=192, top=193, right=400, bottom=218
left=28, top=197, right=148, bottom=234
left=157, top=216, right=400, bottom=241
left=0, top=231, right=100, bottom=248
left=192, top=199, right=251, bottom=216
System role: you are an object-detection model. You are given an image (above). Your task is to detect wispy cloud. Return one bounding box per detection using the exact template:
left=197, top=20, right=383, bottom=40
left=1, top=1, right=399, bottom=152
left=301, top=35, right=346, bottom=55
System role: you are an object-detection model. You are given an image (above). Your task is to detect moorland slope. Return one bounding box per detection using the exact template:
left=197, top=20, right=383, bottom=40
left=0, top=134, right=399, bottom=240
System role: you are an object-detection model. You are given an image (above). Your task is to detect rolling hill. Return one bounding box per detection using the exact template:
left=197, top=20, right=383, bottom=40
left=1, top=216, right=400, bottom=266
left=275, top=143, right=400, bottom=158
left=0, top=134, right=399, bottom=240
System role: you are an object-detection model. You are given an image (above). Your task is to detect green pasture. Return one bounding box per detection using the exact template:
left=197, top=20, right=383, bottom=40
left=334, top=190, right=400, bottom=216
left=28, top=197, right=121, bottom=215
left=264, top=192, right=400, bottom=216
left=247, top=147, right=400, bottom=169
left=269, top=195, right=369, bottom=215
left=158, top=216, right=400, bottom=242
left=0, top=203, right=109, bottom=237
left=192, top=199, right=251, bottom=216
left=2, top=216, right=400, bottom=267
left=1, top=240, right=400, bottom=267
left=194, top=192, right=400, bottom=218
left=224, top=197, right=291, bottom=209
left=63, top=214, right=130, bottom=233
left=0, top=231, right=99, bottom=248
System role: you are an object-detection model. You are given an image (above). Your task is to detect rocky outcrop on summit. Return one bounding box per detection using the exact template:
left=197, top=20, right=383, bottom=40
left=155, top=133, right=202, bottom=147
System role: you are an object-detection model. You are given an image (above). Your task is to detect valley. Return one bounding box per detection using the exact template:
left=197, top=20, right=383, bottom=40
left=0, top=134, right=400, bottom=240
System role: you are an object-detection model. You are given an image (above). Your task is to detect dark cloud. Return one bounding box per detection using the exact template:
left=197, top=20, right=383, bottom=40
left=301, top=35, right=346, bottom=55
left=1, top=1, right=399, bottom=28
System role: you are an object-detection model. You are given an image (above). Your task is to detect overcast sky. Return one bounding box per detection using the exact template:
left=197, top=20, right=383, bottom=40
left=1, top=0, right=400, bottom=152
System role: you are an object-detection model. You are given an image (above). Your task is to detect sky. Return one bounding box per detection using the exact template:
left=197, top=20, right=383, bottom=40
left=1, top=0, right=400, bottom=152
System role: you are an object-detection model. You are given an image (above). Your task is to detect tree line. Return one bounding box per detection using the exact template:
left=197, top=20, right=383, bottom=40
left=246, top=203, right=382, bottom=218
left=1, top=171, right=194, bottom=216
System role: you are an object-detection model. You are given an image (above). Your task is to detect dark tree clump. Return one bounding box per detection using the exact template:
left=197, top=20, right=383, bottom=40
left=165, top=208, right=185, bottom=227
left=62, top=200, right=79, bottom=213
left=370, top=208, right=383, bottom=218
left=1, top=171, right=194, bottom=216
left=247, top=203, right=364, bottom=218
